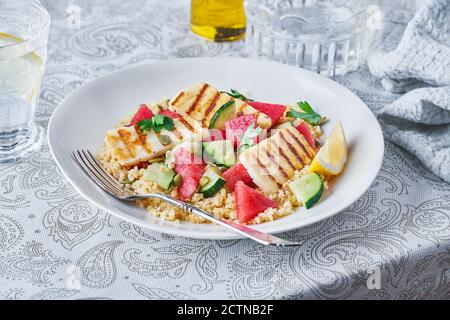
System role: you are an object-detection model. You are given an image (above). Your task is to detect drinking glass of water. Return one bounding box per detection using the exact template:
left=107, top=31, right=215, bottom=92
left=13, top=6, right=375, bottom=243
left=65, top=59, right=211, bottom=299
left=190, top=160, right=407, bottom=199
left=0, top=0, right=50, bottom=162
left=246, top=0, right=381, bottom=76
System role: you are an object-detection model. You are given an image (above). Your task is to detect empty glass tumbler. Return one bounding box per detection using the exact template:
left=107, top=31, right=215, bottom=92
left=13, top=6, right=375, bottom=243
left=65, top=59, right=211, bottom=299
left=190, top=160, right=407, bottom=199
left=0, top=0, right=50, bottom=162
left=245, top=0, right=381, bottom=76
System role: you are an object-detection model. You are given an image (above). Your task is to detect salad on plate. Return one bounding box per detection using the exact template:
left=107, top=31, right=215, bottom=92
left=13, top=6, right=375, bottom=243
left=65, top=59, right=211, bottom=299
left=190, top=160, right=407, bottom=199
left=98, top=83, right=348, bottom=225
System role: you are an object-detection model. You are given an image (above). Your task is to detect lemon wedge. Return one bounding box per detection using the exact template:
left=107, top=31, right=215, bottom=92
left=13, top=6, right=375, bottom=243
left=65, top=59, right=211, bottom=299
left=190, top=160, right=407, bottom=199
left=0, top=32, right=42, bottom=102
left=309, top=122, right=348, bottom=176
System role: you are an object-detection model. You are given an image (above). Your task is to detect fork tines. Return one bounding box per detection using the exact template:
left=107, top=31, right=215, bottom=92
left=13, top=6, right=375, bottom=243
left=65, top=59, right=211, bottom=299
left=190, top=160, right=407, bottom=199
left=72, top=149, right=129, bottom=197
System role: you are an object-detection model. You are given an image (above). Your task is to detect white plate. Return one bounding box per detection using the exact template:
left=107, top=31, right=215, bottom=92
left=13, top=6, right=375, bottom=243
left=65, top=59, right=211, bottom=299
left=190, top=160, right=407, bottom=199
left=48, top=57, right=384, bottom=240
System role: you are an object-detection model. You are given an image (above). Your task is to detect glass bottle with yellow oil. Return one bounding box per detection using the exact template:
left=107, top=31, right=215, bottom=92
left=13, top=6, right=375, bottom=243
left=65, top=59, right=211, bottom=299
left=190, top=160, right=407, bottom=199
left=191, top=0, right=246, bottom=42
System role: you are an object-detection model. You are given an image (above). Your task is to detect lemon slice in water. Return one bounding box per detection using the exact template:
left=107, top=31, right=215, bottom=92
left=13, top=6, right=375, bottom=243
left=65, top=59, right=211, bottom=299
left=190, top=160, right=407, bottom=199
left=0, top=32, right=42, bottom=102
left=309, top=122, right=348, bottom=176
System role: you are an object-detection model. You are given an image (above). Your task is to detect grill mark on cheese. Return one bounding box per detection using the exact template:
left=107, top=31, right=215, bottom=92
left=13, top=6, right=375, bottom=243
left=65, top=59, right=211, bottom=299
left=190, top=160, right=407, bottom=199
left=205, top=92, right=221, bottom=117
left=284, top=129, right=308, bottom=162
left=171, top=91, right=184, bottom=105
left=178, top=117, right=195, bottom=133
left=287, top=138, right=309, bottom=166
left=136, top=127, right=154, bottom=154
left=286, top=128, right=314, bottom=160
left=117, top=129, right=136, bottom=158
left=117, top=129, right=134, bottom=157
left=255, top=154, right=282, bottom=187
left=279, top=131, right=304, bottom=166
left=186, top=83, right=209, bottom=115
left=271, top=138, right=296, bottom=171
left=266, top=141, right=289, bottom=179
left=288, top=128, right=314, bottom=164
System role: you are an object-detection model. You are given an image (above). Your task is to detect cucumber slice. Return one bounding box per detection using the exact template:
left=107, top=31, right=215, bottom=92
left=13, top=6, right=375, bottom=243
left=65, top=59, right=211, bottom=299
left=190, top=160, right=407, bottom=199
left=200, top=165, right=226, bottom=197
left=288, top=172, right=323, bottom=209
left=143, top=162, right=176, bottom=190
left=203, top=140, right=236, bottom=168
left=208, top=100, right=236, bottom=130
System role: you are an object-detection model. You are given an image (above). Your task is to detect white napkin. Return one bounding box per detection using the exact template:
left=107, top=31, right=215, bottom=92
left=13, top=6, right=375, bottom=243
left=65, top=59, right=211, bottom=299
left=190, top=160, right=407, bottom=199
left=368, top=0, right=450, bottom=183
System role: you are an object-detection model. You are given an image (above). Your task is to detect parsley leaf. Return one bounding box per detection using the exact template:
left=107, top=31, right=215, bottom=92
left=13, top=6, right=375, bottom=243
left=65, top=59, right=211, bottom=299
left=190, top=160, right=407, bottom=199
left=286, top=101, right=322, bottom=125
left=297, top=101, right=315, bottom=113
left=151, top=114, right=172, bottom=133
left=222, top=89, right=254, bottom=101
left=137, top=119, right=154, bottom=132
left=286, top=110, right=321, bottom=125
left=137, top=115, right=174, bottom=134
left=152, top=114, right=165, bottom=125
left=239, top=124, right=261, bottom=150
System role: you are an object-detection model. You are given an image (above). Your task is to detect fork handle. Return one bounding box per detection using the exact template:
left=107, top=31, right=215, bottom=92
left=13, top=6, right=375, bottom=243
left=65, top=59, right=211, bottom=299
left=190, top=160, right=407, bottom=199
left=126, top=194, right=299, bottom=246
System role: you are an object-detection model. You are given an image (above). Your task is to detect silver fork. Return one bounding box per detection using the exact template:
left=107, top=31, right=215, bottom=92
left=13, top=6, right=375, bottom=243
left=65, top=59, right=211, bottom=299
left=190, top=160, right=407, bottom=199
left=72, top=149, right=302, bottom=247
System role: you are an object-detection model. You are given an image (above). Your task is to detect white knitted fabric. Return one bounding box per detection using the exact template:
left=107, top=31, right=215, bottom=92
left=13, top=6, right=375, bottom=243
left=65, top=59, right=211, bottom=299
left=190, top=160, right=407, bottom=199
left=368, top=0, right=450, bottom=183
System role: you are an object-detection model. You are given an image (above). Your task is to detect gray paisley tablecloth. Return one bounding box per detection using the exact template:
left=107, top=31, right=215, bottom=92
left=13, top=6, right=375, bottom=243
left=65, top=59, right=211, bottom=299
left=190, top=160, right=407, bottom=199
left=1, top=0, right=449, bottom=300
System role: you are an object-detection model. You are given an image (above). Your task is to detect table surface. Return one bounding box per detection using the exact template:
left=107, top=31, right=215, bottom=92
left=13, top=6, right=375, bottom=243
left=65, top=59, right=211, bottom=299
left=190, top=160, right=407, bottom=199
left=1, top=0, right=450, bottom=300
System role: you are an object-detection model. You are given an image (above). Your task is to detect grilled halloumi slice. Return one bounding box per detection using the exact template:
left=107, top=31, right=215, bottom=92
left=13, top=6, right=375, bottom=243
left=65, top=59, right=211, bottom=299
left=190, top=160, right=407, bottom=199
left=169, top=83, right=272, bottom=129
left=239, top=126, right=316, bottom=193
left=105, top=116, right=203, bottom=167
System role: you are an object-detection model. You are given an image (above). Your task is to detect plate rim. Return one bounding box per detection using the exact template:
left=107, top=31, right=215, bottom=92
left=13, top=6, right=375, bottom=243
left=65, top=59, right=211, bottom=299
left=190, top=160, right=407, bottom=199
left=48, top=57, right=384, bottom=240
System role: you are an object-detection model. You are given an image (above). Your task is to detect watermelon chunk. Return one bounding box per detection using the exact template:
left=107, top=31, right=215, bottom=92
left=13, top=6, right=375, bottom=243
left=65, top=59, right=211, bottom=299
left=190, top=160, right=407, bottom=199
left=296, top=122, right=316, bottom=150
left=173, top=148, right=205, bottom=200
left=203, top=128, right=225, bottom=142
left=223, top=163, right=253, bottom=192
left=235, top=181, right=278, bottom=224
left=248, top=101, right=286, bottom=127
left=173, top=147, right=204, bottom=166
left=130, top=104, right=155, bottom=126
left=159, top=109, right=182, bottom=119
left=225, top=114, right=257, bottom=147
